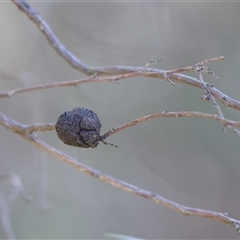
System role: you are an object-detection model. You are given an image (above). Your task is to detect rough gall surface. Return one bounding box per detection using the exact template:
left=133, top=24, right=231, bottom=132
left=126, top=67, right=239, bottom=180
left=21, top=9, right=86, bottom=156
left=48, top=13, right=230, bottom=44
left=55, top=107, right=101, bottom=148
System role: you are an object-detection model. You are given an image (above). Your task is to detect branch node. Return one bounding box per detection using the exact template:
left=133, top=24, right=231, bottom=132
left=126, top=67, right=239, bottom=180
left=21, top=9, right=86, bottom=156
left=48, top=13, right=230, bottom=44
left=163, top=72, right=175, bottom=86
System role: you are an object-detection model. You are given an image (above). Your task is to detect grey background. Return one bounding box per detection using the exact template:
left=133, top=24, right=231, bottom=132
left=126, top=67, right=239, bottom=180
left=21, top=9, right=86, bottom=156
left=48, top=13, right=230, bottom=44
left=1, top=2, right=240, bottom=239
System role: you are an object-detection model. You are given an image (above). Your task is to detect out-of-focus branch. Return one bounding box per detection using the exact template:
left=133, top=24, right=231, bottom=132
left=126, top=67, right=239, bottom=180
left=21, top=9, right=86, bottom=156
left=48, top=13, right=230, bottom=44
left=0, top=172, right=32, bottom=239
left=0, top=172, right=32, bottom=203
left=0, top=111, right=240, bottom=235
left=0, top=190, right=16, bottom=240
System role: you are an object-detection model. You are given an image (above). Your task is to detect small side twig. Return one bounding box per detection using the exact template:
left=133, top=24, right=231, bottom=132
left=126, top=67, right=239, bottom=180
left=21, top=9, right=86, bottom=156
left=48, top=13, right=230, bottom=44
left=166, top=56, right=224, bottom=75
left=198, top=71, right=225, bottom=120
left=145, top=56, right=163, bottom=68
left=100, top=111, right=240, bottom=140
left=164, top=56, right=225, bottom=129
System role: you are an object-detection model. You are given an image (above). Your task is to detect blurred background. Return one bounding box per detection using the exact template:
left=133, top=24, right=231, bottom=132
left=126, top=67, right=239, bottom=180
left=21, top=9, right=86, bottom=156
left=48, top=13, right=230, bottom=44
left=1, top=1, right=240, bottom=239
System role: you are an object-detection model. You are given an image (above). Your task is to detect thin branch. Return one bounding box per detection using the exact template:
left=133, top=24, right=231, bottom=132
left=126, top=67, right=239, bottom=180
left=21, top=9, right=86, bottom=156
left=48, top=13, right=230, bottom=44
left=165, top=56, right=225, bottom=120
left=101, top=111, right=240, bottom=140
left=0, top=111, right=239, bottom=235
left=24, top=123, right=55, bottom=133
left=0, top=72, right=166, bottom=98
left=198, top=71, right=225, bottom=121
left=145, top=56, right=163, bottom=67
left=167, top=56, right=224, bottom=75
left=2, top=70, right=240, bottom=115
left=196, top=56, right=225, bottom=66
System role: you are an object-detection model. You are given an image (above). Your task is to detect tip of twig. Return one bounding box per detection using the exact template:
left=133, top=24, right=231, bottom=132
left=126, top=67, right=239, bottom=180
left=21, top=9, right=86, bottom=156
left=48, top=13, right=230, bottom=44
left=233, top=128, right=240, bottom=136
left=145, top=56, right=163, bottom=67
left=168, top=79, right=175, bottom=86
left=222, top=125, right=228, bottom=134
left=163, top=72, right=175, bottom=86
left=99, top=138, right=117, bottom=148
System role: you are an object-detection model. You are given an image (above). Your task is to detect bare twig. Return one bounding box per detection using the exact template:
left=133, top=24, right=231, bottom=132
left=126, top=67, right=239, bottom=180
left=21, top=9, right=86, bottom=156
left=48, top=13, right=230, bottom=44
left=24, top=123, right=55, bottom=133
left=198, top=71, right=225, bottom=121
left=2, top=70, right=240, bottom=115
left=145, top=56, right=163, bottom=67
left=100, top=111, right=240, bottom=140
left=0, top=72, right=166, bottom=98
left=165, top=56, right=225, bottom=119
left=166, top=56, right=224, bottom=75
left=196, top=56, right=224, bottom=66
left=0, top=111, right=240, bottom=235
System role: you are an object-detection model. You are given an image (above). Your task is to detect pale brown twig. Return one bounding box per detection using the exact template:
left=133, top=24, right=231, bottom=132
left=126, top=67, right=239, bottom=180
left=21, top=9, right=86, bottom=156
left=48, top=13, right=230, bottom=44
left=0, top=111, right=240, bottom=235
left=24, top=123, right=55, bottom=133
left=145, top=56, right=163, bottom=68
left=198, top=71, right=225, bottom=121
left=1, top=70, right=240, bottom=115
left=166, top=56, right=224, bottom=75
left=101, top=111, right=240, bottom=140
left=0, top=72, right=165, bottom=98
left=165, top=56, right=225, bottom=120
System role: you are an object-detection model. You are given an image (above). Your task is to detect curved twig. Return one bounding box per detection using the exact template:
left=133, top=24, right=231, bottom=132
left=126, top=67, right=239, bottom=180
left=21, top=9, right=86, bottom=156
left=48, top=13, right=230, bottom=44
left=101, top=111, right=240, bottom=140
